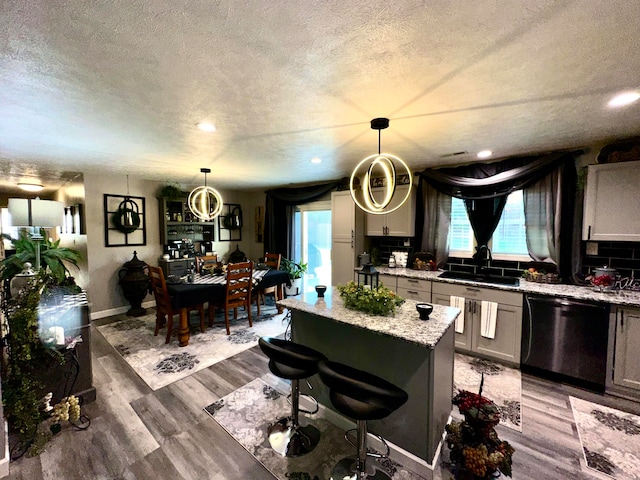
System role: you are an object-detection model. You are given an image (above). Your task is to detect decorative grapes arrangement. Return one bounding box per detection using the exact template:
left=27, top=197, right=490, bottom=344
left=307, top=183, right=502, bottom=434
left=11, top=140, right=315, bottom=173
left=23, top=394, right=89, bottom=458
left=445, top=390, right=514, bottom=479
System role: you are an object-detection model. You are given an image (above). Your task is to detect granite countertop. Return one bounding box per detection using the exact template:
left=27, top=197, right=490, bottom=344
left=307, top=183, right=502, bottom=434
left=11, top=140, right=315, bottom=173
left=277, top=288, right=459, bottom=349
left=376, top=267, right=640, bottom=307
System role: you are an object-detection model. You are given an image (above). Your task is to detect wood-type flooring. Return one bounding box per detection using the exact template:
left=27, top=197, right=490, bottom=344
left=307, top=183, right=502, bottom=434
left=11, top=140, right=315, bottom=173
left=6, top=313, right=640, bottom=479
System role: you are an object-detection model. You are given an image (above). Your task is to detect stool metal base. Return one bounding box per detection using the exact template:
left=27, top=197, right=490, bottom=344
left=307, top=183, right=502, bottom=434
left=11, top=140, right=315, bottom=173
left=331, top=455, right=392, bottom=480
left=267, top=416, right=321, bottom=457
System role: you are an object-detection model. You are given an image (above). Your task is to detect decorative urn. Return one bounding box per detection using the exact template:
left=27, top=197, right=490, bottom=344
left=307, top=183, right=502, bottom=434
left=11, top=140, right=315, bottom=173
left=118, top=251, right=149, bottom=316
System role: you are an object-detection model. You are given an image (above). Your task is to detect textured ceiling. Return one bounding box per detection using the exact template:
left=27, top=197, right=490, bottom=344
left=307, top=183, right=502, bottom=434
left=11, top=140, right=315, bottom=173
left=2, top=0, right=640, bottom=195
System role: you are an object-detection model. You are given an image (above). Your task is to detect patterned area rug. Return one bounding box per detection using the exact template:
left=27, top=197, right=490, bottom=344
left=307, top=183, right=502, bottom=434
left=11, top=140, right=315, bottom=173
left=453, top=353, right=522, bottom=432
left=571, top=396, right=640, bottom=479
left=204, top=378, right=426, bottom=480
left=97, top=300, right=288, bottom=390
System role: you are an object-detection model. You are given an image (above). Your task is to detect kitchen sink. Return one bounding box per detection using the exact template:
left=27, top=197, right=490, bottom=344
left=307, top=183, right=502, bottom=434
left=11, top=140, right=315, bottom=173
left=438, top=270, right=520, bottom=286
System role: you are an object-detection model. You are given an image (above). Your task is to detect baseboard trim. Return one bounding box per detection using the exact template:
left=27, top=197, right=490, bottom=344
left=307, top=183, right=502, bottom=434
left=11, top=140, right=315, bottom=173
left=90, top=300, right=156, bottom=320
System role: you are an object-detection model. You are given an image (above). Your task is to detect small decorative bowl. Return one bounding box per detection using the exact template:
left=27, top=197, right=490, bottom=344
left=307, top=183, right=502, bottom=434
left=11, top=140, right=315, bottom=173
left=416, top=303, right=433, bottom=320
left=315, top=285, right=327, bottom=297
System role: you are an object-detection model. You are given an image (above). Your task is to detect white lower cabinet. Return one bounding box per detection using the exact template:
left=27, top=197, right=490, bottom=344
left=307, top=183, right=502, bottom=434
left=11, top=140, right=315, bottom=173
left=396, top=276, right=431, bottom=302
left=432, top=282, right=523, bottom=365
left=613, top=307, right=640, bottom=392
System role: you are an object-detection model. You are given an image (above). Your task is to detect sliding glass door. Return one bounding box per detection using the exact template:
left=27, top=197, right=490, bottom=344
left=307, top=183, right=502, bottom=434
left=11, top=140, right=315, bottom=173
left=293, top=201, right=331, bottom=292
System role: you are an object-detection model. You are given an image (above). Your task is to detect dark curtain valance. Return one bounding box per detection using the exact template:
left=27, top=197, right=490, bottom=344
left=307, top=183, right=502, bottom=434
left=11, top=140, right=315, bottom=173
left=416, top=151, right=580, bottom=200
left=264, top=179, right=346, bottom=257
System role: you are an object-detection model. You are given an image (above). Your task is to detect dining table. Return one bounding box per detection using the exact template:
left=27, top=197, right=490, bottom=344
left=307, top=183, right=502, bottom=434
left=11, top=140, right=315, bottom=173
left=166, top=268, right=290, bottom=346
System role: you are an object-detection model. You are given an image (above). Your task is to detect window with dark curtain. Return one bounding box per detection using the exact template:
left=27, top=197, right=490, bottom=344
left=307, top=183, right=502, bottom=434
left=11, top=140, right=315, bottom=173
left=415, top=151, right=581, bottom=279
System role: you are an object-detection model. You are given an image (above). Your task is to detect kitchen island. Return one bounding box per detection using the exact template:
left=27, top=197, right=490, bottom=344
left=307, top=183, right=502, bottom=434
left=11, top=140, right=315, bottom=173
left=278, top=289, right=460, bottom=478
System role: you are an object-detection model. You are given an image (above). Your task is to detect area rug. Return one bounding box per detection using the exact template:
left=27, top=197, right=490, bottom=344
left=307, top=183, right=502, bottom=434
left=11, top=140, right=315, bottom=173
left=204, top=378, right=426, bottom=480
left=97, top=300, right=289, bottom=390
left=453, top=353, right=522, bottom=432
left=571, top=396, right=640, bottom=479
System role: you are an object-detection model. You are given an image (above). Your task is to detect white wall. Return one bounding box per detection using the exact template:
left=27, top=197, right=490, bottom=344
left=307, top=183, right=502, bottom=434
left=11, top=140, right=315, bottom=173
left=84, top=174, right=163, bottom=318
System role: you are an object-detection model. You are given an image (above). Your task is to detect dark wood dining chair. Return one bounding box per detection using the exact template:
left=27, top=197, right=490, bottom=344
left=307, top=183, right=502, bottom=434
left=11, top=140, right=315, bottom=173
left=149, top=265, right=205, bottom=343
left=255, top=253, right=282, bottom=315
left=208, top=261, right=254, bottom=335
left=195, top=254, right=218, bottom=274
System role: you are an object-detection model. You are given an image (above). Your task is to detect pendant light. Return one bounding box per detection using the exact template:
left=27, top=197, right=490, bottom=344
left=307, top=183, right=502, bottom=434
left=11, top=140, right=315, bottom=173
left=188, top=168, right=223, bottom=221
left=349, top=118, right=412, bottom=215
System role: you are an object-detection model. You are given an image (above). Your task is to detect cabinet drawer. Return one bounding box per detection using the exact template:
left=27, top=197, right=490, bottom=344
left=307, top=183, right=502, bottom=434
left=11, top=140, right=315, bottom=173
left=379, top=274, right=397, bottom=291
left=397, top=287, right=430, bottom=302
left=397, top=276, right=431, bottom=293
left=432, top=282, right=522, bottom=307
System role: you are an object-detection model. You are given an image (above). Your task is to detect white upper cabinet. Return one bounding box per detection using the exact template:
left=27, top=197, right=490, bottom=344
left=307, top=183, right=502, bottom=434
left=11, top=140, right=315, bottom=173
left=365, top=184, right=416, bottom=237
left=583, top=161, right=640, bottom=241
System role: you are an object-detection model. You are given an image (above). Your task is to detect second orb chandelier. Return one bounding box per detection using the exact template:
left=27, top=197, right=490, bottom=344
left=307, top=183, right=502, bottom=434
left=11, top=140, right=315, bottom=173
left=188, top=168, right=224, bottom=221
left=349, top=118, right=412, bottom=215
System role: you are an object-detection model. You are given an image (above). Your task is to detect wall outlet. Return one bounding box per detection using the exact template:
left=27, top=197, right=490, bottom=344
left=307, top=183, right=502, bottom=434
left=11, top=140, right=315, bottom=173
left=403, top=238, right=410, bottom=247
left=586, top=242, right=598, bottom=256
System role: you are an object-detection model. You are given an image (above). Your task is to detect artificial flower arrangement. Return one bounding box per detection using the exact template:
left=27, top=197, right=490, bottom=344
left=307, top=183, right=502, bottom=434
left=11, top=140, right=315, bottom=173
left=445, top=390, right=515, bottom=479
left=337, top=281, right=405, bottom=316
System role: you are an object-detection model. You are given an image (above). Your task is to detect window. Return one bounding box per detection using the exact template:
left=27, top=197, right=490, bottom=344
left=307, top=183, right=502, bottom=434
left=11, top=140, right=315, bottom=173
left=448, top=191, right=529, bottom=259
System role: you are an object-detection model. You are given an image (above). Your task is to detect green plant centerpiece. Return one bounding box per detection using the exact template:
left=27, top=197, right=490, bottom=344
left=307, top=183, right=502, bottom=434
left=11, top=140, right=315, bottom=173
left=445, top=390, right=515, bottom=479
left=0, top=233, right=84, bottom=457
left=337, top=281, right=405, bottom=316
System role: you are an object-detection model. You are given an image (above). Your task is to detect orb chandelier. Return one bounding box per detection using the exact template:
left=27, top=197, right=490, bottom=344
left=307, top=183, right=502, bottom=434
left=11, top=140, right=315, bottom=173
left=188, top=168, right=223, bottom=221
left=349, top=118, right=412, bottom=215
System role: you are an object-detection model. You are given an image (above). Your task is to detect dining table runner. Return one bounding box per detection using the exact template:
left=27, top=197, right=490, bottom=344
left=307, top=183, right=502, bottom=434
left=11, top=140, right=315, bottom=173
left=190, top=269, right=268, bottom=285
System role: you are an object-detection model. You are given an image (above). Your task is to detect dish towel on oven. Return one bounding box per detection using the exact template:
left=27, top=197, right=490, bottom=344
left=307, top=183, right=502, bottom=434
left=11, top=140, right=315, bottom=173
left=450, top=296, right=466, bottom=333
left=480, top=300, right=498, bottom=339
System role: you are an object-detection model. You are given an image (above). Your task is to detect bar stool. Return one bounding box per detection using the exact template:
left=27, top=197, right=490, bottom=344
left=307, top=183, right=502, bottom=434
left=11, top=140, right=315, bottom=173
left=318, top=360, right=408, bottom=480
left=258, top=336, right=326, bottom=457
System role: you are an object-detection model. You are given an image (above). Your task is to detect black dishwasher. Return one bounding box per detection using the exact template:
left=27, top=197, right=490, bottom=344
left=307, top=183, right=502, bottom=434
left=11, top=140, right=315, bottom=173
left=521, top=294, right=610, bottom=392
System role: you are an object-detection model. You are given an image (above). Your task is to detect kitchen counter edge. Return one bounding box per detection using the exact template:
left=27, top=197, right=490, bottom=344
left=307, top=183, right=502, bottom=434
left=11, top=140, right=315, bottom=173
left=278, top=289, right=459, bottom=349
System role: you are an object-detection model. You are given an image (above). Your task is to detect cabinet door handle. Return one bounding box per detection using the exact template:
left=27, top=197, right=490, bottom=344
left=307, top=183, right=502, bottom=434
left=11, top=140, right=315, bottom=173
left=407, top=290, right=419, bottom=295
left=408, top=279, right=419, bottom=284
left=473, top=300, right=477, bottom=314
left=621, top=310, right=624, bottom=333
left=465, top=287, right=480, bottom=293
left=588, top=225, right=591, bottom=240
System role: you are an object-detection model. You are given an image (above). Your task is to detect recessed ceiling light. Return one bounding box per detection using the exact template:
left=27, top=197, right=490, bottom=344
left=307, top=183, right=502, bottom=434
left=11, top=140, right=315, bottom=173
left=18, top=182, right=44, bottom=192
left=608, top=91, right=640, bottom=108
left=311, top=157, right=322, bottom=164
left=477, top=150, right=492, bottom=159
left=196, top=122, right=216, bottom=132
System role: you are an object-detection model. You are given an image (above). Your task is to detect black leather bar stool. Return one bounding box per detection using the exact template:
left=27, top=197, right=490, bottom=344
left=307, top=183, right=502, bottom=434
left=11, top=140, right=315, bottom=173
left=318, top=360, right=408, bottom=480
left=258, top=336, right=326, bottom=457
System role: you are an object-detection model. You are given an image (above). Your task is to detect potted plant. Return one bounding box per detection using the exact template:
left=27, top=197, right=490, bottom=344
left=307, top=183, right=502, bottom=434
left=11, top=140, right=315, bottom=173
left=1, top=230, right=81, bottom=283
left=280, top=258, right=308, bottom=296
left=157, top=182, right=183, bottom=200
